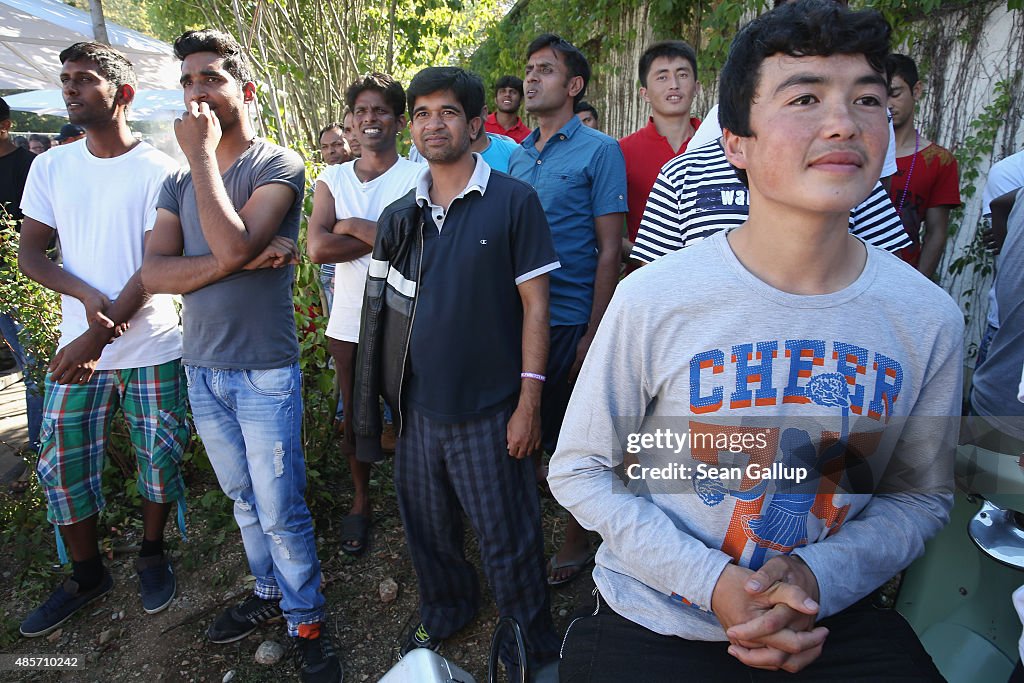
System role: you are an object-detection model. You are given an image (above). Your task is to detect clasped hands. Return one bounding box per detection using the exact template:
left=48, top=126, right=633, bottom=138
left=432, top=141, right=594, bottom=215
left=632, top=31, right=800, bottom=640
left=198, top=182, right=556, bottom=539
left=49, top=291, right=128, bottom=385
left=711, top=555, right=827, bottom=674
left=52, top=237, right=298, bottom=385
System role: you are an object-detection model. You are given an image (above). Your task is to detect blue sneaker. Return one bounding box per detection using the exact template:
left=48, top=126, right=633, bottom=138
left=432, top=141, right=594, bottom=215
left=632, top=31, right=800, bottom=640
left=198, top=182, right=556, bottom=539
left=136, top=554, right=176, bottom=614
left=20, top=570, right=114, bottom=637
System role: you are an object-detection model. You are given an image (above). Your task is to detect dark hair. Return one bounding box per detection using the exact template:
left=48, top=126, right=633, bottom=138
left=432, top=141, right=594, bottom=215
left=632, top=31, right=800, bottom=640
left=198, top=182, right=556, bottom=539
left=774, top=0, right=849, bottom=6
left=573, top=100, right=598, bottom=120
left=638, top=40, right=698, bottom=87
left=29, top=134, right=52, bottom=150
left=526, top=33, right=591, bottom=106
left=406, top=67, right=485, bottom=122
left=493, top=75, right=524, bottom=97
left=886, top=53, right=919, bottom=89
left=719, top=0, right=890, bottom=139
left=0, top=96, right=8, bottom=121
left=59, top=42, right=137, bottom=92
left=345, top=73, right=406, bottom=119
left=318, top=122, right=343, bottom=139
left=173, top=29, right=253, bottom=83
left=13, top=136, right=28, bottom=150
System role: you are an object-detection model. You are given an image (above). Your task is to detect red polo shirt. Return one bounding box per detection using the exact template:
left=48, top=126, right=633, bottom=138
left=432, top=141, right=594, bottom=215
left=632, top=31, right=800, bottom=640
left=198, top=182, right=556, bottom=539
left=619, top=116, right=702, bottom=240
left=485, top=112, right=532, bottom=144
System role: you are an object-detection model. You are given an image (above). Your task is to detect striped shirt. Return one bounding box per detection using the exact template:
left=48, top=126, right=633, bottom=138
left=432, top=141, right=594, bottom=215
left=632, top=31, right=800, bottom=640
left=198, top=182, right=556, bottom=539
left=632, top=140, right=912, bottom=263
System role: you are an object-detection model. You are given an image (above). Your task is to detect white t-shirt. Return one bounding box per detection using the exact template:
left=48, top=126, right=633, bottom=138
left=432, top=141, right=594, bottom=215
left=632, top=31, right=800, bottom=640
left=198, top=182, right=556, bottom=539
left=319, top=157, right=421, bottom=342
left=981, top=150, right=1024, bottom=212
left=689, top=104, right=898, bottom=178
left=980, top=151, right=1024, bottom=330
left=20, top=139, right=182, bottom=370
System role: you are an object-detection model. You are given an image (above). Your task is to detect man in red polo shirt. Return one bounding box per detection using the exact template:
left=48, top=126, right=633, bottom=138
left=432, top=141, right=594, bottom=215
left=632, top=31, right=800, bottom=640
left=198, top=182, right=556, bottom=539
left=886, top=53, right=960, bottom=279
left=619, top=41, right=702, bottom=254
left=485, top=75, right=532, bottom=143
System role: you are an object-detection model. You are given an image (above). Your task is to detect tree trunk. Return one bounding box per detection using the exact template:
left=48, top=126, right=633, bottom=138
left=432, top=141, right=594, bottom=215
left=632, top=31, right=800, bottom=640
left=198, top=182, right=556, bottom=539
left=386, top=0, right=397, bottom=73
left=88, top=0, right=110, bottom=45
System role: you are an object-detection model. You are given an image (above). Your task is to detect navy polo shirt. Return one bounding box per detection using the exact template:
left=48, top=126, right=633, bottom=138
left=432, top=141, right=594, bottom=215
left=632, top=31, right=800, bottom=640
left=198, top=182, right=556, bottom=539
left=508, top=115, right=627, bottom=327
left=406, top=155, right=560, bottom=423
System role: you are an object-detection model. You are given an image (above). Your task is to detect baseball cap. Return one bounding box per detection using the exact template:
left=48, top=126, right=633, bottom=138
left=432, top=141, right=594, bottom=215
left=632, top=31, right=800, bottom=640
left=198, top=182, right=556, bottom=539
left=55, top=123, right=85, bottom=142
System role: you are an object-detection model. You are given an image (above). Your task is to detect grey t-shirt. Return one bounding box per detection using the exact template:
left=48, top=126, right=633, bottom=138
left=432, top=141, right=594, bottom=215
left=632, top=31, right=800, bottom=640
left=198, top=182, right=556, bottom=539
left=157, top=139, right=305, bottom=369
left=973, top=187, right=1024, bottom=439
left=549, top=230, right=963, bottom=640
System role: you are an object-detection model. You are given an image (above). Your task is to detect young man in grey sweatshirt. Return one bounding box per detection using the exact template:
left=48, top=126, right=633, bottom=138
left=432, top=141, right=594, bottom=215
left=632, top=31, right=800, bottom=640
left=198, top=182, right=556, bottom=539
left=549, top=1, right=961, bottom=680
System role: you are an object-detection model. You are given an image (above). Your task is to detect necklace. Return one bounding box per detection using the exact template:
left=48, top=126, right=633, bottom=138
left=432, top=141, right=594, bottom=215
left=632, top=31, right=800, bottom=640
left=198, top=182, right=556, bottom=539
left=896, top=129, right=919, bottom=215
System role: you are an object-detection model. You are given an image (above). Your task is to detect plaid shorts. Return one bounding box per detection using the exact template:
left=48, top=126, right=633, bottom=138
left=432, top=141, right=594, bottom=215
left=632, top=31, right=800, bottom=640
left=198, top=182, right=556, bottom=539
left=36, top=359, right=189, bottom=525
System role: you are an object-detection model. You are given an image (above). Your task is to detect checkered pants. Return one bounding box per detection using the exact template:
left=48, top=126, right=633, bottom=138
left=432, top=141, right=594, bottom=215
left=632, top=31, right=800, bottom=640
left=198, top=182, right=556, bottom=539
left=395, top=405, right=559, bottom=664
left=36, top=360, right=188, bottom=525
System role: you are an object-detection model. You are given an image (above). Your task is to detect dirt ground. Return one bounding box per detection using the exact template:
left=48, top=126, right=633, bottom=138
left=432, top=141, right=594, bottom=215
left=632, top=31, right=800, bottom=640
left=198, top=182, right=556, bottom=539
left=0, top=460, right=597, bottom=683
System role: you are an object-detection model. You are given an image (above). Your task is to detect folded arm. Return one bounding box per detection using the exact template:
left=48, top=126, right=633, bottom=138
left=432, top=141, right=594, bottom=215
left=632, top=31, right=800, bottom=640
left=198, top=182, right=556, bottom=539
left=142, top=209, right=230, bottom=295
left=305, top=181, right=374, bottom=264
left=143, top=209, right=298, bottom=295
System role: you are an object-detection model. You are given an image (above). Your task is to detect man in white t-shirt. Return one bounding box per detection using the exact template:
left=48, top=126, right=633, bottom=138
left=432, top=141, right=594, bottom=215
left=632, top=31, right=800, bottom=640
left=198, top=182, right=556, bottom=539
left=976, top=150, right=1024, bottom=366
left=307, top=73, right=420, bottom=557
left=16, top=42, right=185, bottom=638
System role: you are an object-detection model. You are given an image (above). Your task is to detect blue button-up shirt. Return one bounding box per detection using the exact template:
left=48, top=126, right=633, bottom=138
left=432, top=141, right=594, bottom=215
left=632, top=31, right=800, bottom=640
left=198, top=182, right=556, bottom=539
left=509, top=115, right=627, bottom=326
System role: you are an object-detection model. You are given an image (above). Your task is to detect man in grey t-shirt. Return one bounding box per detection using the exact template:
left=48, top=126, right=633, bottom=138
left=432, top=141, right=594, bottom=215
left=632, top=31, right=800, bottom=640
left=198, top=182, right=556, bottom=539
left=141, top=29, right=342, bottom=683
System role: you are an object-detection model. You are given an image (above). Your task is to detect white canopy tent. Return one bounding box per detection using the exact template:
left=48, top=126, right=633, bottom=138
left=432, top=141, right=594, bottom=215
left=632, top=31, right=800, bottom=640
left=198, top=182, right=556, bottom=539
left=4, top=87, right=181, bottom=121
left=0, top=0, right=180, bottom=90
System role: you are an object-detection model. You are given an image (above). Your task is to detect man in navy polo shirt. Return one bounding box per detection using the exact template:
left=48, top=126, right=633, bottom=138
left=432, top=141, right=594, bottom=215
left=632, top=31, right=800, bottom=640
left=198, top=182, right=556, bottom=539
left=354, top=66, right=561, bottom=680
left=508, top=33, right=627, bottom=586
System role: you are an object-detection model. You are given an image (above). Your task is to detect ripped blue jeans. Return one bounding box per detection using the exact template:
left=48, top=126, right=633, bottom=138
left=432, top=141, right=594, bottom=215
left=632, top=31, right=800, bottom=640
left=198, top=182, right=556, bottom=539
left=184, top=363, right=325, bottom=633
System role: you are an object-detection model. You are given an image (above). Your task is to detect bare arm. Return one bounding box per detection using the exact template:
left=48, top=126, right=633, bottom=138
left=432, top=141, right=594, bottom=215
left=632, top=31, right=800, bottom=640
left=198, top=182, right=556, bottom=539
left=306, top=181, right=374, bottom=263
left=984, top=188, right=1018, bottom=254
left=507, top=274, right=550, bottom=459
left=918, top=205, right=952, bottom=279
left=335, top=217, right=378, bottom=245
left=18, top=217, right=114, bottom=329
left=36, top=232, right=153, bottom=386
left=175, top=101, right=297, bottom=272
left=142, top=209, right=297, bottom=295
left=191, top=168, right=297, bottom=272
left=142, top=208, right=230, bottom=295
left=570, top=212, right=623, bottom=380
left=621, top=236, right=633, bottom=262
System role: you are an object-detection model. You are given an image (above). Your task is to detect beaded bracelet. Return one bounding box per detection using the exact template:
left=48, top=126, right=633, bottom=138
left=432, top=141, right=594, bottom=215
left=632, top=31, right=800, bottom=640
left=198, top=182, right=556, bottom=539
left=521, top=372, right=546, bottom=383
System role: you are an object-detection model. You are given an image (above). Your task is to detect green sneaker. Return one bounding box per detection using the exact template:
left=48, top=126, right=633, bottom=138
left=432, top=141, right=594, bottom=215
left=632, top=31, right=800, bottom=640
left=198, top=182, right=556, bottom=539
left=400, top=621, right=443, bottom=656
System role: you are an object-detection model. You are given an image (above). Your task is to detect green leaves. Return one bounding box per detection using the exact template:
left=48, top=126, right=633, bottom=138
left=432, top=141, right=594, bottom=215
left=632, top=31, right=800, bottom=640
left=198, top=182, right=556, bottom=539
left=0, top=215, right=60, bottom=390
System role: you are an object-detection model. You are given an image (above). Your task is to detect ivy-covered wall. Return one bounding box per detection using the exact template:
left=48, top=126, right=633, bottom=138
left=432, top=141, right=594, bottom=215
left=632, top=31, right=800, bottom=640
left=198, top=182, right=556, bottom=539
left=909, top=2, right=1024, bottom=358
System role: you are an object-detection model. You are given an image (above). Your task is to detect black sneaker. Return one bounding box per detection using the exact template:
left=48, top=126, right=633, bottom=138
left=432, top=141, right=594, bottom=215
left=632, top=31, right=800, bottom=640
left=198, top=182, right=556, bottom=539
left=136, top=554, right=176, bottom=614
left=206, top=594, right=283, bottom=644
left=20, top=570, right=114, bottom=637
left=291, top=624, right=344, bottom=683
left=400, top=621, right=443, bottom=657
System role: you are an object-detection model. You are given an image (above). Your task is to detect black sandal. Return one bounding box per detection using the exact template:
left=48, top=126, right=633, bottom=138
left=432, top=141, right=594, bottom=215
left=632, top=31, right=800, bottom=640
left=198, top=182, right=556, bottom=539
left=8, top=466, right=30, bottom=495
left=339, top=513, right=370, bottom=557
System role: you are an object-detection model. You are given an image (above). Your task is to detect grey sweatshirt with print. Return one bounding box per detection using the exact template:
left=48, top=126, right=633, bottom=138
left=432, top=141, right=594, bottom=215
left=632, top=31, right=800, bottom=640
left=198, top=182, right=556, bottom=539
left=548, top=230, right=963, bottom=641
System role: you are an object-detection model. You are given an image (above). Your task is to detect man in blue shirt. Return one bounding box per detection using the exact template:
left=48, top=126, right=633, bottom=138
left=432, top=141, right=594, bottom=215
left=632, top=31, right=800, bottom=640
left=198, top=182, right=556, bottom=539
left=508, top=33, right=627, bottom=585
